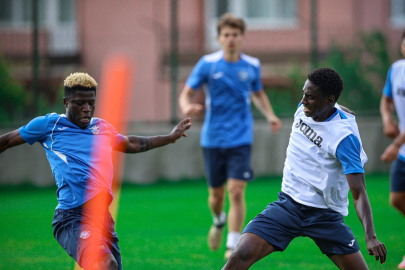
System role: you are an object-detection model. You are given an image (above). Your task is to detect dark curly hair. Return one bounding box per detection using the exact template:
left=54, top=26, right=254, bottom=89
left=307, top=67, right=343, bottom=102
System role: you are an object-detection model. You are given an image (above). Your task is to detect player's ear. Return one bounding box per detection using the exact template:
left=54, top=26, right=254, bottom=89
left=327, top=95, right=335, bottom=105
left=63, top=97, right=68, bottom=108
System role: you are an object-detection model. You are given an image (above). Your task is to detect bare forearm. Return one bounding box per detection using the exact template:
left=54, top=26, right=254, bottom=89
left=0, top=130, right=26, bottom=154
left=347, top=173, right=377, bottom=240
left=179, top=86, right=192, bottom=112
left=125, top=135, right=175, bottom=153
left=380, top=96, right=395, bottom=123
left=252, top=91, right=276, bottom=120
left=353, top=191, right=377, bottom=241
left=393, top=130, right=405, bottom=147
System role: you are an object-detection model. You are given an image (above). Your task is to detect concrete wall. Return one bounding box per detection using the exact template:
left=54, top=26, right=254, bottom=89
left=0, top=117, right=392, bottom=187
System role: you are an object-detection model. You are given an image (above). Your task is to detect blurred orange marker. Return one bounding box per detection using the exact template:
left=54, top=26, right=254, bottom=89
left=74, top=53, right=134, bottom=270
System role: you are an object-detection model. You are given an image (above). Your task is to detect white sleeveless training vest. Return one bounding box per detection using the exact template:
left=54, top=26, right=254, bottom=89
left=281, top=104, right=368, bottom=216
left=388, top=59, right=405, bottom=158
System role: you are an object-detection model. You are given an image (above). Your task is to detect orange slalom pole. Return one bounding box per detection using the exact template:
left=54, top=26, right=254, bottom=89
left=74, top=53, right=134, bottom=270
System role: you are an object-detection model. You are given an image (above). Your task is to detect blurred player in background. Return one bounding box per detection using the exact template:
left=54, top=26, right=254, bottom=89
left=380, top=30, right=405, bottom=269
left=223, top=67, right=387, bottom=270
left=0, top=72, right=192, bottom=270
left=179, top=13, right=282, bottom=259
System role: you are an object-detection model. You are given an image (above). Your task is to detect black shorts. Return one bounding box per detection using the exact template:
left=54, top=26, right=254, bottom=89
left=202, top=145, right=254, bottom=188
left=52, top=207, right=122, bottom=270
left=390, top=158, right=405, bottom=192
left=243, top=192, right=360, bottom=255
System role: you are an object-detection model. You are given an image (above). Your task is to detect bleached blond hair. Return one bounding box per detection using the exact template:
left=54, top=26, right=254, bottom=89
left=64, top=72, right=98, bottom=89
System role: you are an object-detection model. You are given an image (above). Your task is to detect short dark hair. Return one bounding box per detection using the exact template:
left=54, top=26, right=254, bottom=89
left=63, top=72, right=97, bottom=99
left=307, top=67, right=343, bottom=102
left=216, top=13, right=245, bottom=36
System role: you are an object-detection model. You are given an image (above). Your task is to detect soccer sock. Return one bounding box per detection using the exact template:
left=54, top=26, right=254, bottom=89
left=226, top=231, right=240, bottom=250
left=212, top=211, right=226, bottom=228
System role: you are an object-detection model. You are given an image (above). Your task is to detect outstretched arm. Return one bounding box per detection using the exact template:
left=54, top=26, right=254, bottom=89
left=346, top=173, right=387, bottom=264
left=0, top=130, right=26, bottom=154
left=115, top=118, right=192, bottom=153
left=251, top=90, right=282, bottom=134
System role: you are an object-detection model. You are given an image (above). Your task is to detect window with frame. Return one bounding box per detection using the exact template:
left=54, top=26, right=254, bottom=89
left=205, top=0, right=297, bottom=50
left=0, top=0, right=46, bottom=26
left=214, top=0, right=297, bottom=29
left=58, top=0, right=75, bottom=23
left=0, top=0, right=12, bottom=23
left=391, top=0, right=405, bottom=28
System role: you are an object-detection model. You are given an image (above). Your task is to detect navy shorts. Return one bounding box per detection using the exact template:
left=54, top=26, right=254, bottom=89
left=202, top=145, right=254, bottom=188
left=243, top=192, right=360, bottom=255
left=52, top=207, right=122, bottom=270
left=390, top=159, right=405, bottom=192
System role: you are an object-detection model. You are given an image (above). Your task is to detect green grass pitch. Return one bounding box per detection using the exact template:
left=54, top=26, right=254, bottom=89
left=0, top=174, right=403, bottom=269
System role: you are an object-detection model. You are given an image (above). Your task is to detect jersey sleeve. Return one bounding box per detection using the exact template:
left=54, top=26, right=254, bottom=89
left=336, top=134, right=364, bottom=174
left=107, top=123, right=125, bottom=148
left=186, top=57, right=209, bottom=90
left=18, top=116, right=50, bottom=145
left=383, top=66, right=393, bottom=98
left=251, top=63, right=263, bottom=92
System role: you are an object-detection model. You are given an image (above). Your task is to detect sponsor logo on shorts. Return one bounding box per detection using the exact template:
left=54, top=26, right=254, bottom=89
left=348, top=239, right=356, bottom=247
left=80, top=230, right=91, bottom=239
left=243, top=171, right=251, bottom=179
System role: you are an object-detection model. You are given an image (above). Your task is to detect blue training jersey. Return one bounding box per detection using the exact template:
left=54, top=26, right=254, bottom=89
left=383, top=61, right=405, bottom=162
left=19, top=113, right=125, bottom=209
left=186, top=50, right=263, bottom=148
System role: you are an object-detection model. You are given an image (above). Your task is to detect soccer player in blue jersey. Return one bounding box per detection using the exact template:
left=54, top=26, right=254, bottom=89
left=179, top=13, right=282, bottom=259
left=380, top=30, right=405, bottom=269
left=222, top=68, right=387, bottom=270
left=0, top=72, right=192, bottom=270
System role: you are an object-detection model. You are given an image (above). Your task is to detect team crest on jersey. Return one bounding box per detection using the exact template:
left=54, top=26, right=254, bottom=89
left=238, top=70, right=249, bottom=81
left=89, top=125, right=100, bottom=134
left=80, top=230, right=91, bottom=239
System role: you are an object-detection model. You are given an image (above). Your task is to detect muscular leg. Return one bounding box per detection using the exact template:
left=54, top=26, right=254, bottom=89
left=328, top=251, right=368, bottom=270
left=227, top=179, right=247, bottom=233
left=222, top=233, right=275, bottom=270
left=390, top=191, right=405, bottom=216
left=208, top=185, right=226, bottom=216
left=91, top=253, right=118, bottom=270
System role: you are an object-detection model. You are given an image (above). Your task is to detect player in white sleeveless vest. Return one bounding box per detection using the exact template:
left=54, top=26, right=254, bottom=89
left=282, top=102, right=368, bottom=216
left=380, top=29, right=405, bottom=269
left=223, top=68, right=387, bottom=270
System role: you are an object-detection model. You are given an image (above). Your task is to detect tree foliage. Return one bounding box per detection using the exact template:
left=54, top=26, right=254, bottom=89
left=0, top=56, right=29, bottom=124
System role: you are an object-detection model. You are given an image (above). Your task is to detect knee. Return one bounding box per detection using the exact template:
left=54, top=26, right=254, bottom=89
left=228, top=247, right=251, bottom=263
left=389, top=194, right=405, bottom=210
left=91, top=254, right=118, bottom=270
left=210, top=192, right=225, bottom=204
left=228, top=187, right=244, bottom=203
